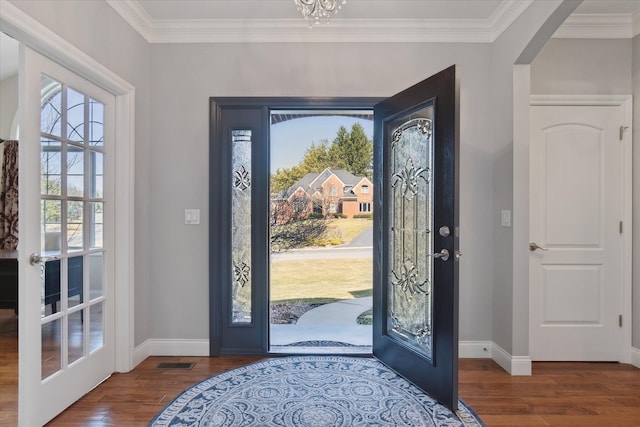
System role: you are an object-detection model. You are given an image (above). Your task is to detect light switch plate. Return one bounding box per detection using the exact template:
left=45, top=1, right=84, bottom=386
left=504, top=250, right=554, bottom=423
left=501, top=210, right=511, bottom=227
left=185, top=209, right=200, bottom=225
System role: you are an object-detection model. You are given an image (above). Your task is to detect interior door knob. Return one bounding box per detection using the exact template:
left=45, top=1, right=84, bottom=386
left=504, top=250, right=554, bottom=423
left=29, top=253, right=59, bottom=266
left=529, top=242, right=548, bottom=252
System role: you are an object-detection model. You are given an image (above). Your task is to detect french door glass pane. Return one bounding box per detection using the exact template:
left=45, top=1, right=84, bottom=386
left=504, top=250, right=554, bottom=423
left=89, top=253, right=103, bottom=299
left=39, top=72, right=107, bottom=379
left=68, top=310, right=85, bottom=364
left=66, top=201, right=84, bottom=251
left=89, top=98, right=104, bottom=147
left=231, top=130, right=252, bottom=324
left=387, top=108, right=434, bottom=360
left=67, top=146, right=84, bottom=196
left=40, top=76, right=62, bottom=136
left=40, top=261, right=56, bottom=318
left=66, top=87, right=85, bottom=143
left=89, top=301, right=104, bottom=353
left=89, top=202, right=103, bottom=249
left=90, top=151, right=104, bottom=198
left=67, top=256, right=84, bottom=309
left=41, top=318, right=62, bottom=380
left=41, top=200, right=62, bottom=252
left=41, top=139, right=62, bottom=196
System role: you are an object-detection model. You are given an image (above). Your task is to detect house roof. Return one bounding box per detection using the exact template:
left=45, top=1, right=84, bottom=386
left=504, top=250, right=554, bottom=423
left=276, top=168, right=369, bottom=200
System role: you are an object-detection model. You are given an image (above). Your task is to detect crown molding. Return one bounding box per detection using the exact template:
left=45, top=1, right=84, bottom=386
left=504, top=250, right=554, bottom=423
left=553, top=13, right=636, bottom=39
left=105, top=0, right=533, bottom=44
left=488, top=0, right=534, bottom=39
left=105, top=0, right=155, bottom=43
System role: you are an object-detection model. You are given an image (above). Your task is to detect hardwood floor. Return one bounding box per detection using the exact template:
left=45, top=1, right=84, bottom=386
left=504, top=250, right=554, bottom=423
left=2, top=309, right=640, bottom=426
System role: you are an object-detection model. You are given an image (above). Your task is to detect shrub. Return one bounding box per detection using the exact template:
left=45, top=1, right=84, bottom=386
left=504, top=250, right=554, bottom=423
left=306, top=237, right=343, bottom=246
left=353, top=214, right=373, bottom=220
left=332, top=213, right=346, bottom=219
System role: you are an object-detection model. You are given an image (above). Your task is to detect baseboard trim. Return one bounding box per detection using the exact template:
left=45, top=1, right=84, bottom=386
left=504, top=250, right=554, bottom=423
left=491, top=343, right=532, bottom=376
left=134, top=339, right=210, bottom=365
left=459, top=341, right=493, bottom=358
left=132, top=339, right=533, bottom=376
left=631, top=347, right=640, bottom=369
left=133, top=340, right=150, bottom=368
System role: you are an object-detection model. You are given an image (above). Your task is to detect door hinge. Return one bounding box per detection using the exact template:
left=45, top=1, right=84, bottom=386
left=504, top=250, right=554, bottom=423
left=619, top=314, right=623, bottom=327
left=619, top=221, right=623, bottom=234
left=620, top=126, right=629, bottom=141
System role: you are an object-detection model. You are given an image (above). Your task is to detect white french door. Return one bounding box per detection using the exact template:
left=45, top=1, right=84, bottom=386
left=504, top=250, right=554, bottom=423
left=18, top=46, right=115, bottom=426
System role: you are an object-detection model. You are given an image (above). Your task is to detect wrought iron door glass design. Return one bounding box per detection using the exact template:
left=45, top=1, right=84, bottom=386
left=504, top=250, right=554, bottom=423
left=231, top=130, right=252, bottom=324
left=388, top=114, right=434, bottom=360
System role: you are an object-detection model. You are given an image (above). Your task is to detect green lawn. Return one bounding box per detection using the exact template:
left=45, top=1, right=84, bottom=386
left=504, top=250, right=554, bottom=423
left=271, top=258, right=372, bottom=304
left=324, top=218, right=372, bottom=245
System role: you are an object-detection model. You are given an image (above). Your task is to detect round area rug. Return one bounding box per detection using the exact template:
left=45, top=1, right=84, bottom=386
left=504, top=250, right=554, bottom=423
left=149, top=356, right=485, bottom=427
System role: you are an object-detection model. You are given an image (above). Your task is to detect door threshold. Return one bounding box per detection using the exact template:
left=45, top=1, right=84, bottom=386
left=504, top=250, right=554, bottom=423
left=269, top=346, right=372, bottom=355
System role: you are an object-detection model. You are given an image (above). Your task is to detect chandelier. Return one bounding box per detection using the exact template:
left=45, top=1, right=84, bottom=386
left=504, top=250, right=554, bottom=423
left=293, top=0, right=346, bottom=25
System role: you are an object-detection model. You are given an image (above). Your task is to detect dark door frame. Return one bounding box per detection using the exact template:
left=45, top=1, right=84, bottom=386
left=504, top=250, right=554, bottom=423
left=209, top=97, right=383, bottom=356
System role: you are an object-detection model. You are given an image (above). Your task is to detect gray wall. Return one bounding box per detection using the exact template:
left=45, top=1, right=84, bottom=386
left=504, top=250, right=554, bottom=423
left=148, top=42, right=497, bottom=341
left=489, top=0, right=572, bottom=356
left=0, top=74, right=18, bottom=139
left=634, top=34, right=640, bottom=349
left=531, top=37, right=637, bottom=349
left=531, top=39, right=632, bottom=94
left=8, top=0, right=153, bottom=347
left=147, top=0, right=565, bottom=346
left=11, top=0, right=612, bottom=356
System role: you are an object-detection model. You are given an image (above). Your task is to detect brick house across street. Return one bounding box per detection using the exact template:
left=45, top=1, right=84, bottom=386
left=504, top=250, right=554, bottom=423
left=272, top=168, right=373, bottom=223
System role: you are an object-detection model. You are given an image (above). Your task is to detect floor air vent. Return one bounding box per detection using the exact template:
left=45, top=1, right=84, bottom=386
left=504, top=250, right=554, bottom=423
left=156, top=362, right=195, bottom=370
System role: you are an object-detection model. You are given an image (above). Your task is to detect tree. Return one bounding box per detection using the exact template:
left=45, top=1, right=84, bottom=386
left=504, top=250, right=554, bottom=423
left=330, top=123, right=373, bottom=178
left=270, top=122, right=373, bottom=195
left=299, top=140, right=336, bottom=172
left=271, top=165, right=306, bottom=196
left=270, top=195, right=327, bottom=251
left=270, top=141, right=336, bottom=196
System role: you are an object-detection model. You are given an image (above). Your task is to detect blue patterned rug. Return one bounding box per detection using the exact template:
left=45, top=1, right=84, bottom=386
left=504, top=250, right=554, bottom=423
left=149, top=356, right=485, bottom=427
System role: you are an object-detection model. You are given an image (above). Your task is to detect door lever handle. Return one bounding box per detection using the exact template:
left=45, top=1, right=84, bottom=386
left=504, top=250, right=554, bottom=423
left=29, top=252, right=60, bottom=266
left=529, top=242, right=548, bottom=252
left=429, top=249, right=449, bottom=261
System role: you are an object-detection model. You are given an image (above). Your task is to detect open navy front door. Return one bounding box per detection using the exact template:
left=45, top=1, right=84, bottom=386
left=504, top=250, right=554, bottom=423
left=372, top=65, right=460, bottom=411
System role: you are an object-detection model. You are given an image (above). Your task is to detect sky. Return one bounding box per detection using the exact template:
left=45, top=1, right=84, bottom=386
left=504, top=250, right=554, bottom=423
left=270, top=114, right=373, bottom=174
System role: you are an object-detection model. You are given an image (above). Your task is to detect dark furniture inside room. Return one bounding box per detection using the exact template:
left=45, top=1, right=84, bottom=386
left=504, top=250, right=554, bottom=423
left=0, top=250, right=18, bottom=313
left=0, top=252, right=84, bottom=314
left=45, top=255, right=83, bottom=313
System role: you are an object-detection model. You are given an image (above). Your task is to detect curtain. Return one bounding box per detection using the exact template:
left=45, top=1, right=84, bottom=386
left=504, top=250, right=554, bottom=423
left=0, top=140, right=19, bottom=250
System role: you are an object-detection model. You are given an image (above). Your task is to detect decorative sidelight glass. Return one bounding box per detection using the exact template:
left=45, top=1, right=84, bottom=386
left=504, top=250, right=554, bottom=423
left=231, top=130, right=252, bottom=324
left=387, top=108, right=434, bottom=360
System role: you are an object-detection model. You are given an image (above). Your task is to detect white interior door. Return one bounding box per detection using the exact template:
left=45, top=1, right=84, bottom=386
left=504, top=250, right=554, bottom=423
left=529, top=103, right=627, bottom=361
left=18, top=46, right=115, bottom=426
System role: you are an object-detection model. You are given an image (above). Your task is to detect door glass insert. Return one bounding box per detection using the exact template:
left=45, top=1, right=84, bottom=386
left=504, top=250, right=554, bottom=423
left=231, top=130, right=252, bottom=324
left=387, top=109, right=434, bottom=360
left=39, top=74, right=107, bottom=379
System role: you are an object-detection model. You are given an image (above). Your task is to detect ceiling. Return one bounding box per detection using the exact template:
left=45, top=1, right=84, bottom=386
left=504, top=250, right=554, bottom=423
left=107, top=0, right=640, bottom=43
left=1, top=0, right=639, bottom=80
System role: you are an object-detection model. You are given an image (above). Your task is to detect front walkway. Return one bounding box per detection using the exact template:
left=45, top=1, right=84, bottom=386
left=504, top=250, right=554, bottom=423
left=270, top=296, right=372, bottom=353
